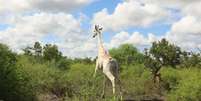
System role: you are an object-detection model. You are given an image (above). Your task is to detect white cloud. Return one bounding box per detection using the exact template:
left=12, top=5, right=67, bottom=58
left=0, top=0, right=98, bottom=58
left=0, top=0, right=201, bottom=58
left=0, top=0, right=93, bottom=14
left=0, top=12, right=97, bottom=58
left=124, top=0, right=201, bottom=51
left=135, top=0, right=199, bottom=9
left=137, top=0, right=201, bottom=20
left=29, top=0, right=93, bottom=13
left=109, top=31, right=130, bottom=47
left=92, top=0, right=168, bottom=31
left=171, top=16, right=201, bottom=34
left=109, top=31, right=161, bottom=48
left=166, top=16, right=201, bottom=50
left=182, top=1, right=201, bottom=18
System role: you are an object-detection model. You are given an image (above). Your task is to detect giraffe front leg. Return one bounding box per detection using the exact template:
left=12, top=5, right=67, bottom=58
left=101, top=75, right=107, bottom=98
left=93, top=62, right=99, bottom=78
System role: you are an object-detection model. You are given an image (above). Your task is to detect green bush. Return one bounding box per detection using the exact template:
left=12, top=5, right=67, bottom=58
left=64, top=63, right=153, bottom=100
left=167, top=69, right=201, bottom=101
left=2, top=42, right=201, bottom=101
left=161, top=68, right=201, bottom=101
left=65, top=63, right=103, bottom=100
left=180, top=52, right=201, bottom=68
left=17, top=55, right=74, bottom=99
left=110, top=44, right=144, bottom=65
left=0, top=44, right=34, bottom=101
left=161, top=67, right=180, bottom=91
left=56, top=58, right=71, bottom=70
left=121, top=64, right=162, bottom=100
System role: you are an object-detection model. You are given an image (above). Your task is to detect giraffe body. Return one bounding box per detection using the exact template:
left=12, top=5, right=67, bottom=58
left=93, top=25, right=122, bottom=99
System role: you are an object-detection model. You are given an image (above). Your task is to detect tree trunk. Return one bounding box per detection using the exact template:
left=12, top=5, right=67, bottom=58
left=153, top=71, right=161, bottom=84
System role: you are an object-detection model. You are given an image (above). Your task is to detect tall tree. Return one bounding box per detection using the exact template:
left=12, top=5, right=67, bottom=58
left=109, top=44, right=144, bottom=65
left=144, top=38, right=182, bottom=83
left=149, top=38, right=182, bottom=67
left=144, top=48, right=162, bottom=83
left=43, top=44, right=62, bottom=62
left=22, top=46, right=32, bottom=56
left=33, top=41, right=42, bottom=56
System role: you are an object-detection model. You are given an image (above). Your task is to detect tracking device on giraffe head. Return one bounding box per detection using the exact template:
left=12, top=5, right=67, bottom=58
left=93, top=25, right=103, bottom=38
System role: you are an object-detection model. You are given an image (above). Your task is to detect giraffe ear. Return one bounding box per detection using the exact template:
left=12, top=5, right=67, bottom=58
left=99, top=27, right=103, bottom=31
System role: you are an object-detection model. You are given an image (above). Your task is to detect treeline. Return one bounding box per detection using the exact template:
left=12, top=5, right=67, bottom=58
left=24, top=42, right=95, bottom=65
left=111, top=38, right=201, bottom=68
left=20, top=38, right=201, bottom=70
left=0, top=38, right=201, bottom=101
left=23, top=42, right=71, bottom=70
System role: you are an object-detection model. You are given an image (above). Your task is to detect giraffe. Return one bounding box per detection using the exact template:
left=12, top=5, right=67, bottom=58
left=92, top=25, right=122, bottom=99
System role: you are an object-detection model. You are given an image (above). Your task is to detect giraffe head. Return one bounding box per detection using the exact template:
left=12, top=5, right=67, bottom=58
left=93, top=25, right=103, bottom=38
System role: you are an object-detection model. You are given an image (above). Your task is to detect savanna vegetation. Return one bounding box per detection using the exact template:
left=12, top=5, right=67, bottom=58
left=0, top=39, right=201, bottom=101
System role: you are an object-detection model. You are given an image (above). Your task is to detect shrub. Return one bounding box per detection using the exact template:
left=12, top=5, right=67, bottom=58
left=56, top=58, right=71, bottom=70
left=120, top=64, right=159, bottom=100
left=17, top=55, right=74, bottom=99
left=180, top=52, right=201, bottom=68
left=167, top=68, right=201, bottom=101
left=109, top=44, right=144, bottom=65
left=0, top=44, right=34, bottom=101
left=161, top=67, right=180, bottom=92
left=149, top=38, right=182, bottom=67
left=161, top=67, right=201, bottom=101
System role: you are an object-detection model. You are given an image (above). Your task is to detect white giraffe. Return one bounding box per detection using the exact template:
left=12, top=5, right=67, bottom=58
left=93, top=25, right=122, bottom=99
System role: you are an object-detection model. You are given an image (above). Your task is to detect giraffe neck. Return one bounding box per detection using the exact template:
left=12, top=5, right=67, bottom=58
left=97, top=34, right=110, bottom=57
left=98, top=33, right=103, bottom=45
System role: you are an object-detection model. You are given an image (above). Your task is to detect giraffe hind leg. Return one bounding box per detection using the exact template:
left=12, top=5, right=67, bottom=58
left=104, top=71, right=116, bottom=94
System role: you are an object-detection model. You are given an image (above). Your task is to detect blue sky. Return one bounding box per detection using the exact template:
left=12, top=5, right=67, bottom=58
left=0, top=0, right=200, bottom=57
left=75, top=0, right=171, bottom=42
left=0, top=24, right=11, bottom=30
left=77, top=0, right=124, bottom=42
left=81, top=0, right=122, bottom=16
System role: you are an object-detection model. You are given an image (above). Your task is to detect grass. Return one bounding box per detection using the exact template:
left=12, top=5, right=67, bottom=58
left=8, top=55, right=201, bottom=101
left=161, top=67, right=201, bottom=101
